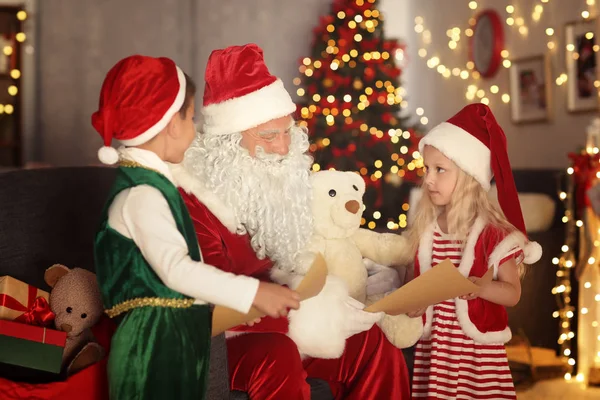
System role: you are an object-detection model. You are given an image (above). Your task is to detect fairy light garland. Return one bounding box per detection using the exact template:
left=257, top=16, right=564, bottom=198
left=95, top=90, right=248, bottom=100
left=413, top=0, right=598, bottom=107
left=553, top=166, right=578, bottom=381
left=553, top=131, right=600, bottom=383
left=413, top=2, right=512, bottom=107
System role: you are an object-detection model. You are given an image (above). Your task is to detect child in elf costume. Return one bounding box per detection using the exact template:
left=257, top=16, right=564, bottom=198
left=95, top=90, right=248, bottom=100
left=406, top=104, right=542, bottom=399
left=91, top=55, right=300, bottom=399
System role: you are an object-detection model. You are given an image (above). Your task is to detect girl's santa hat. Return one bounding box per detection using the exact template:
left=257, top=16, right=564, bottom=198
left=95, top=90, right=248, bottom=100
left=91, top=55, right=186, bottom=165
left=201, top=43, right=296, bottom=136
left=419, top=103, right=542, bottom=264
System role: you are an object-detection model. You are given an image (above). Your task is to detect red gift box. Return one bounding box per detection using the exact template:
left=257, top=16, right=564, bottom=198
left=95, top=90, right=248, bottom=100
left=0, top=319, right=66, bottom=347
left=0, top=319, right=66, bottom=375
left=0, top=316, right=116, bottom=400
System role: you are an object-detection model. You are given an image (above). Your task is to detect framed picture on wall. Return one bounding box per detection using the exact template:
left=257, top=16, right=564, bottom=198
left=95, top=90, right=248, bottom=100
left=565, top=18, right=600, bottom=113
left=509, top=54, right=552, bottom=124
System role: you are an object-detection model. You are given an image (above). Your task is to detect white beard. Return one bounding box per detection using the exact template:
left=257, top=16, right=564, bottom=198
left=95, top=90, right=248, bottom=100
left=183, top=126, right=313, bottom=272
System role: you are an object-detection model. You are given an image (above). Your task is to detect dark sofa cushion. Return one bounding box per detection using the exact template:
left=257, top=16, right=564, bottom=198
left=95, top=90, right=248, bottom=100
left=0, top=167, right=117, bottom=289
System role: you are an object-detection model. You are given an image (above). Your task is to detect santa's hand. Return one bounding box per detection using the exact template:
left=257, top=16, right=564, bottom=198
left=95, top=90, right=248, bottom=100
left=365, top=259, right=400, bottom=296
left=363, top=257, right=386, bottom=273
left=342, top=297, right=384, bottom=338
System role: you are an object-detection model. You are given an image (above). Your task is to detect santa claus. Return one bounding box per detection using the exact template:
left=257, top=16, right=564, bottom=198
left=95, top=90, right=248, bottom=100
left=171, top=44, right=410, bottom=399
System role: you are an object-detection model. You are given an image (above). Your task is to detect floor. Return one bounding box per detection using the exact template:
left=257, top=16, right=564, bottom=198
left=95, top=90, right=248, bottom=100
left=517, top=379, right=600, bottom=399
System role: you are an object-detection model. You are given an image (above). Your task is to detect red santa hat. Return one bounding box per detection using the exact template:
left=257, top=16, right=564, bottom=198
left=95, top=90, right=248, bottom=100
left=419, top=103, right=542, bottom=264
left=91, top=55, right=186, bottom=165
left=201, top=43, right=296, bottom=136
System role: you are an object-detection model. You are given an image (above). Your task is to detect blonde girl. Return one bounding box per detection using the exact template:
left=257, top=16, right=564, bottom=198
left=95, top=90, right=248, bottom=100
left=406, top=104, right=542, bottom=399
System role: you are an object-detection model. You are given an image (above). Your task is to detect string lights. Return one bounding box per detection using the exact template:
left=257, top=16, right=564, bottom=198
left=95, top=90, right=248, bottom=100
left=0, top=10, right=26, bottom=117
left=552, top=119, right=600, bottom=384
left=413, top=2, right=512, bottom=107
left=413, top=0, right=598, bottom=109
left=553, top=166, right=577, bottom=381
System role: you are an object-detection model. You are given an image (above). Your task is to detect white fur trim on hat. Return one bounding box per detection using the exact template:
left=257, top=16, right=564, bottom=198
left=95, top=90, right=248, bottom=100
left=98, top=146, right=119, bottom=165
left=119, top=66, right=187, bottom=147
left=201, top=79, right=296, bottom=136
left=419, top=122, right=492, bottom=190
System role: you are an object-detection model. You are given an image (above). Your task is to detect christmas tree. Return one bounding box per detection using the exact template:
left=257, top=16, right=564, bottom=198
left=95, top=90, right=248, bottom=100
left=294, top=0, right=423, bottom=231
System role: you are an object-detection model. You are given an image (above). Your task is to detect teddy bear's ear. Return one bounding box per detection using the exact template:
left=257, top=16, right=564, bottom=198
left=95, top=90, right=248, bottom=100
left=44, top=264, right=70, bottom=288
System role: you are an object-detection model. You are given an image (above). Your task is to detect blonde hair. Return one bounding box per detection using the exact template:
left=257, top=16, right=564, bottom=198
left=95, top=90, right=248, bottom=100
left=406, top=163, right=518, bottom=257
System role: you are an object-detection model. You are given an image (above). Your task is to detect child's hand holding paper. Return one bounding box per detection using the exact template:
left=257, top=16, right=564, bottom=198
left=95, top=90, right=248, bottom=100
left=364, top=259, right=493, bottom=316
left=459, top=275, right=491, bottom=300
left=211, top=253, right=328, bottom=336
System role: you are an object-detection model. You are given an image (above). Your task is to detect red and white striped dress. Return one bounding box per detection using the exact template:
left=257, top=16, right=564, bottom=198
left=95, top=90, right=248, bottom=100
left=412, top=226, right=519, bottom=400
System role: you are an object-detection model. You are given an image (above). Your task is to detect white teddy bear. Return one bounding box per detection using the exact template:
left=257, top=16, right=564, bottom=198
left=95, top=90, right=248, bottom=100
left=306, top=170, right=423, bottom=349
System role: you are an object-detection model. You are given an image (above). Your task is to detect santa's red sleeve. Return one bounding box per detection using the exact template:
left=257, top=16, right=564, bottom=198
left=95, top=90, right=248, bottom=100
left=180, top=190, right=235, bottom=271
left=180, top=190, right=290, bottom=333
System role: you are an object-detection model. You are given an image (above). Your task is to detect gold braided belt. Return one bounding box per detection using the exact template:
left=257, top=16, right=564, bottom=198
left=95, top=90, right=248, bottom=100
left=105, top=297, right=195, bottom=318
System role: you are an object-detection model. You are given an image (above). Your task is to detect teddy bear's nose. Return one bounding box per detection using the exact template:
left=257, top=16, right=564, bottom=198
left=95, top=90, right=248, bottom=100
left=61, top=323, right=73, bottom=333
left=345, top=200, right=360, bottom=214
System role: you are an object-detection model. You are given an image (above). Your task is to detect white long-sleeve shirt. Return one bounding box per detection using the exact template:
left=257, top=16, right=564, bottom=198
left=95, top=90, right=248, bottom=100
left=107, top=147, right=259, bottom=313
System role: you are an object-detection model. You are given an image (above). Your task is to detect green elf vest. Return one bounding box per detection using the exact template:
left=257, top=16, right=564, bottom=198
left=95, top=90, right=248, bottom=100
left=94, top=162, right=211, bottom=400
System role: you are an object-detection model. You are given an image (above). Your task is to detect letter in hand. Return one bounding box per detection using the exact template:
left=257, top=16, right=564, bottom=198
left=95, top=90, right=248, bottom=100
left=252, top=282, right=301, bottom=318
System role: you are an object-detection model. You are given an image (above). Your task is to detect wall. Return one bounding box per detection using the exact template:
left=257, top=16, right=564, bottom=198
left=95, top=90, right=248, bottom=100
left=0, top=0, right=37, bottom=165
left=383, top=0, right=599, bottom=170
left=35, top=0, right=327, bottom=166
left=33, top=0, right=595, bottom=169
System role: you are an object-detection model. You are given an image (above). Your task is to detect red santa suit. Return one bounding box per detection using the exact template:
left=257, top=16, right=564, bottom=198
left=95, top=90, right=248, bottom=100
left=173, top=167, right=410, bottom=400
left=410, top=103, right=543, bottom=399
left=412, top=218, right=530, bottom=399
left=415, top=218, right=533, bottom=343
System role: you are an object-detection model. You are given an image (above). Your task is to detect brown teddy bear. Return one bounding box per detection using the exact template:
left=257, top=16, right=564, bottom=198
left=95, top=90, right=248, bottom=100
left=44, top=264, right=105, bottom=376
